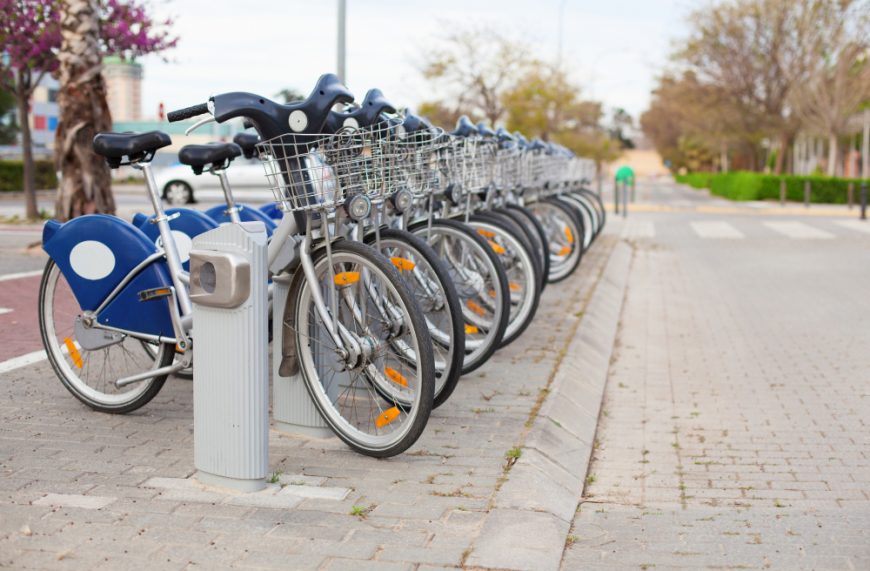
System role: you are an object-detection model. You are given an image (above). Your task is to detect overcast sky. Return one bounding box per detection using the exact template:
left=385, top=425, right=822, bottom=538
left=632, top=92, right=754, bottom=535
left=139, top=0, right=693, bottom=124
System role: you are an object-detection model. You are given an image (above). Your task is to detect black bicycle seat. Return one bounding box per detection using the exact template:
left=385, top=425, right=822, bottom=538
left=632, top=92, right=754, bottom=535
left=93, top=131, right=171, bottom=168
left=233, top=132, right=260, bottom=159
left=178, top=142, right=242, bottom=174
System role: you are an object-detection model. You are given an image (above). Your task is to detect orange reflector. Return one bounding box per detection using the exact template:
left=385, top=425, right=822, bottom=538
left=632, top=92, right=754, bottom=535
left=467, top=300, right=486, bottom=316
left=465, top=324, right=479, bottom=334
left=391, top=257, right=415, bottom=271
left=384, top=366, right=408, bottom=387
left=488, top=289, right=497, bottom=298
left=477, top=228, right=496, bottom=238
left=64, top=337, right=83, bottom=369
left=509, top=282, right=522, bottom=292
left=558, top=245, right=571, bottom=256
left=487, top=240, right=506, bottom=255
left=564, top=226, right=574, bottom=243
left=375, top=406, right=401, bottom=428
left=334, top=271, right=360, bottom=286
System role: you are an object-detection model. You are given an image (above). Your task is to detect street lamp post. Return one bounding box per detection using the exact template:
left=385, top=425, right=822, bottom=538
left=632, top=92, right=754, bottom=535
left=337, top=0, right=346, bottom=83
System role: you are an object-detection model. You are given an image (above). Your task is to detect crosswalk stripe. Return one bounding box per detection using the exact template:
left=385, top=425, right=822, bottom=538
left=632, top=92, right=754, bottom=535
left=690, top=221, right=744, bottom=239
left=835, top=220, right=870, bottom=235
left=763, top=221, right=833, bottom=239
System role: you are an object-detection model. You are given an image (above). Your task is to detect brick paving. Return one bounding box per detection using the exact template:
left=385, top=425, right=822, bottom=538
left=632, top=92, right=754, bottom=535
left=0, top=230, right=615, bottom=570
left=563, top=187, right=870, bottom=570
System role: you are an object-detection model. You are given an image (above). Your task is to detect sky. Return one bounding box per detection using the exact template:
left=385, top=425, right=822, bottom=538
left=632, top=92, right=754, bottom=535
left=139, top=0, right=694, bottom=124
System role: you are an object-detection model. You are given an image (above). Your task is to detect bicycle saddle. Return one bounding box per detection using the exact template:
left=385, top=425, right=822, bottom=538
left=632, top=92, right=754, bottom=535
left=233, top=132, right=260, bottom=159
left=93, top=131, right=172, bottom=168
left=178, top=142, right=242, bottom=175
left=451, top=116, right=478, bottom=137
left=325, top=88, right=396, bottom=133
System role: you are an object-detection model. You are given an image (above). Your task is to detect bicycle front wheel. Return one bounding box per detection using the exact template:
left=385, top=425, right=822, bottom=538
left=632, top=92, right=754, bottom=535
left=38, top=259, right=172, bottom=413
left=285, top=239, right=435, bottom=457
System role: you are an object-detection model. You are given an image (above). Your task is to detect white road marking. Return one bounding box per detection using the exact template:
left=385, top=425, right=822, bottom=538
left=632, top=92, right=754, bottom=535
left=763, top=221, right=834, bottom=239
left=0, top=350, right=47, bottom=375
left=690, top=221, right=745, bottom=239
left=0, top=308, right=12, bottom=316
left=0, top=270, right=43, bottom=282
left=835, top=220, right=870, bottom=235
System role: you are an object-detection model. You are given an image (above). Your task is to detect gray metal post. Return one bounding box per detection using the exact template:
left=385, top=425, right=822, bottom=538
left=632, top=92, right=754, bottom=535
left=613, top=177, right=619, bottom=214
left=631, top=178, right=636, bottom=202
left=622, top=181, right=628, bottom=218
left=804, top=180, right=810, bottom=208
left=336, top=0, right=347, bottom=83
left=848, top=182, right=854, bottom=209
left=861, top=182, right=867, bottom=221
left=190, top=222, right=269, bottom=492
left=779, top=178, right=786, bottom=206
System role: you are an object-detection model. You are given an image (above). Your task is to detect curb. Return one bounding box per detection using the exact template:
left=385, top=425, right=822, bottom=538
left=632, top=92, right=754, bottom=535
left=467, top=239, right=633, bottom=571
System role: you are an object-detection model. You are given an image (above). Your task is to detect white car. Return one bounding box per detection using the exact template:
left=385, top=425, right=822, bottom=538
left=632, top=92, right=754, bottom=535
left=153, top=156, right=271, bottom=205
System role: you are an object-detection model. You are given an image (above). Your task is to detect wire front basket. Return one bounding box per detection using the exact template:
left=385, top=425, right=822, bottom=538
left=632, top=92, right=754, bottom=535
left=255, top=123, right=399, bottom=213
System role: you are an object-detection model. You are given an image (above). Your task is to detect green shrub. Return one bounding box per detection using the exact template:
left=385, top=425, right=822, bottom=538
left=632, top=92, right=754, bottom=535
left=0, top=160, right=58, bottom=192
left=677, top=170, right=869, bottom=204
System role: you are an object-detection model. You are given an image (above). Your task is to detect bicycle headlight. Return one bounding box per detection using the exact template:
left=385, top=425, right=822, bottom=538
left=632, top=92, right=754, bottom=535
left=345, top=194, right=372, bottom=221
left=445, top=183, right=465, bottom=205
left=390, top=189, right=413, bottom=213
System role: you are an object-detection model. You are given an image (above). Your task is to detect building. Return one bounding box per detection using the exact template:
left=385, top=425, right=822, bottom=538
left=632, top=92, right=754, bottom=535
left=28, top=76, right=60, bottom=153
left=104, top=56, right=143, bottom=122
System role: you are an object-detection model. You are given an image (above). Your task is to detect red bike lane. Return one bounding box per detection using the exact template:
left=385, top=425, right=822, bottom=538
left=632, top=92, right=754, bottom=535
left=0, top=273, right=45, bottom=363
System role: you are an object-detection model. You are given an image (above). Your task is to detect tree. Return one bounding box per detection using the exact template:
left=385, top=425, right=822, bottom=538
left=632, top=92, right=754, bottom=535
left=790, top=2, right=870, bottom=175
left=0, top=87, right=17, bottom=144
left=0, top=0, right=175, bottom=220
left=417, top=100, right=462, bottom=130
left=502, top=65, right=620, bottom=181
left=675, top=0, right=822, bottom=174
left=275, top=88, right=304, bottom=103
left=0, top=0, right=62, bottom=218
left=419, top=24, right=532, bottom=124
left=55, top=0, right=176, bottom=220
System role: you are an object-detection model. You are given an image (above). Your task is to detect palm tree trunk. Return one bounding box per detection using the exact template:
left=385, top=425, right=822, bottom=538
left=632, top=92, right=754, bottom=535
left=15, top=70, right=39, bottom=220
left=827, top=133, right=838, bottom=177
left=54, top=0, right=115, bottom=221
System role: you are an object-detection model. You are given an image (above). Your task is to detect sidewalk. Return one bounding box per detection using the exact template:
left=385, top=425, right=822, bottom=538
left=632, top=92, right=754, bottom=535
left=0, top=228, right=619, bottom=570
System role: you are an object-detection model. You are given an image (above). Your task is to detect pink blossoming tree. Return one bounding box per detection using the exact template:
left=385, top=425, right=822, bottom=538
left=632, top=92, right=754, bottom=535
left=0, top=0, right=176, bottom=220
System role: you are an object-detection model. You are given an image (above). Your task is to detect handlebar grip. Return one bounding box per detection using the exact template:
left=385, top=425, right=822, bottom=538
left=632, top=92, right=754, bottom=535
left=167, top=103, right=209, bottom=122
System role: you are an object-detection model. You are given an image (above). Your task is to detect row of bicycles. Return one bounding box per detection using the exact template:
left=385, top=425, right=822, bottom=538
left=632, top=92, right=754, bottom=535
left=38, top=74, right=605, bottom=457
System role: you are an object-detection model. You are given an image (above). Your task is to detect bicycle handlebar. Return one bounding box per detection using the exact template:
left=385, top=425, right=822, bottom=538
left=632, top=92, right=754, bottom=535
left=167, top=103, right=210, bottom=123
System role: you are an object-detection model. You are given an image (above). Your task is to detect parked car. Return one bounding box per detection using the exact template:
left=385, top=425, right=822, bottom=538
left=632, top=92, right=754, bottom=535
left=153, top=156, right=269, bottom=205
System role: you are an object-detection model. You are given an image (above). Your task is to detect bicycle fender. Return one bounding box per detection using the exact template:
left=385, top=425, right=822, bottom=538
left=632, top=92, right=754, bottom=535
left=134, top=207, right=218, bottom=271
left=42, top=214, right=175, bottom=337
left=204, top=203, right=277, bottom=237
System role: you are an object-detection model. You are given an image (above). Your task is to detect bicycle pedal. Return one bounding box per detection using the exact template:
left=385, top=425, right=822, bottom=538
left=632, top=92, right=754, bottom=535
left=138, top=286, right=173, bottom=302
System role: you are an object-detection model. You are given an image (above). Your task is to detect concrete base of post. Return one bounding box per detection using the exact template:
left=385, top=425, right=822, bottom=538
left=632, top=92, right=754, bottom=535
left=195, top=470, right=266, bottom=493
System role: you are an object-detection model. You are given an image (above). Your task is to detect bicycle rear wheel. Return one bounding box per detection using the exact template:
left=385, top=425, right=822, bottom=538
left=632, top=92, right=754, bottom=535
left=284, top=239, right=435, bottom=457
left=409, top=218, right=509, bottom=375
left=38, top=260, right=172, bottom=413
left=365, top=228, right=464, bottom=408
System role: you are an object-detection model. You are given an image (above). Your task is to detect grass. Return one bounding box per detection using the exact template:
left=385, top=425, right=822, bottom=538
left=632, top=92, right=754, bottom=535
left=268, top=471, right=281, bottom=484
left=503, top=447, right=522, bottom=471
left=350, top=504, right=375, bottom=519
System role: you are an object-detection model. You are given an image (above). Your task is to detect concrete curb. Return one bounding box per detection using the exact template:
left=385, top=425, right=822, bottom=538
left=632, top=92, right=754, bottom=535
left=467, top=240, right=633, bottom=571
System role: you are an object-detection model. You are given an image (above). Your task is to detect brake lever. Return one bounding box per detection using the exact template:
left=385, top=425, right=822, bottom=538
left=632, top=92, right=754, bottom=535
left=185, top=115, right=216, bottom=136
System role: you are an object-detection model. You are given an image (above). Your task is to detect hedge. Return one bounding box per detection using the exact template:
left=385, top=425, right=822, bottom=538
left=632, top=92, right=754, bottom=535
left=0, top=160, right=58, bottom=192
left=675, top=171, right=870, bottom=204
